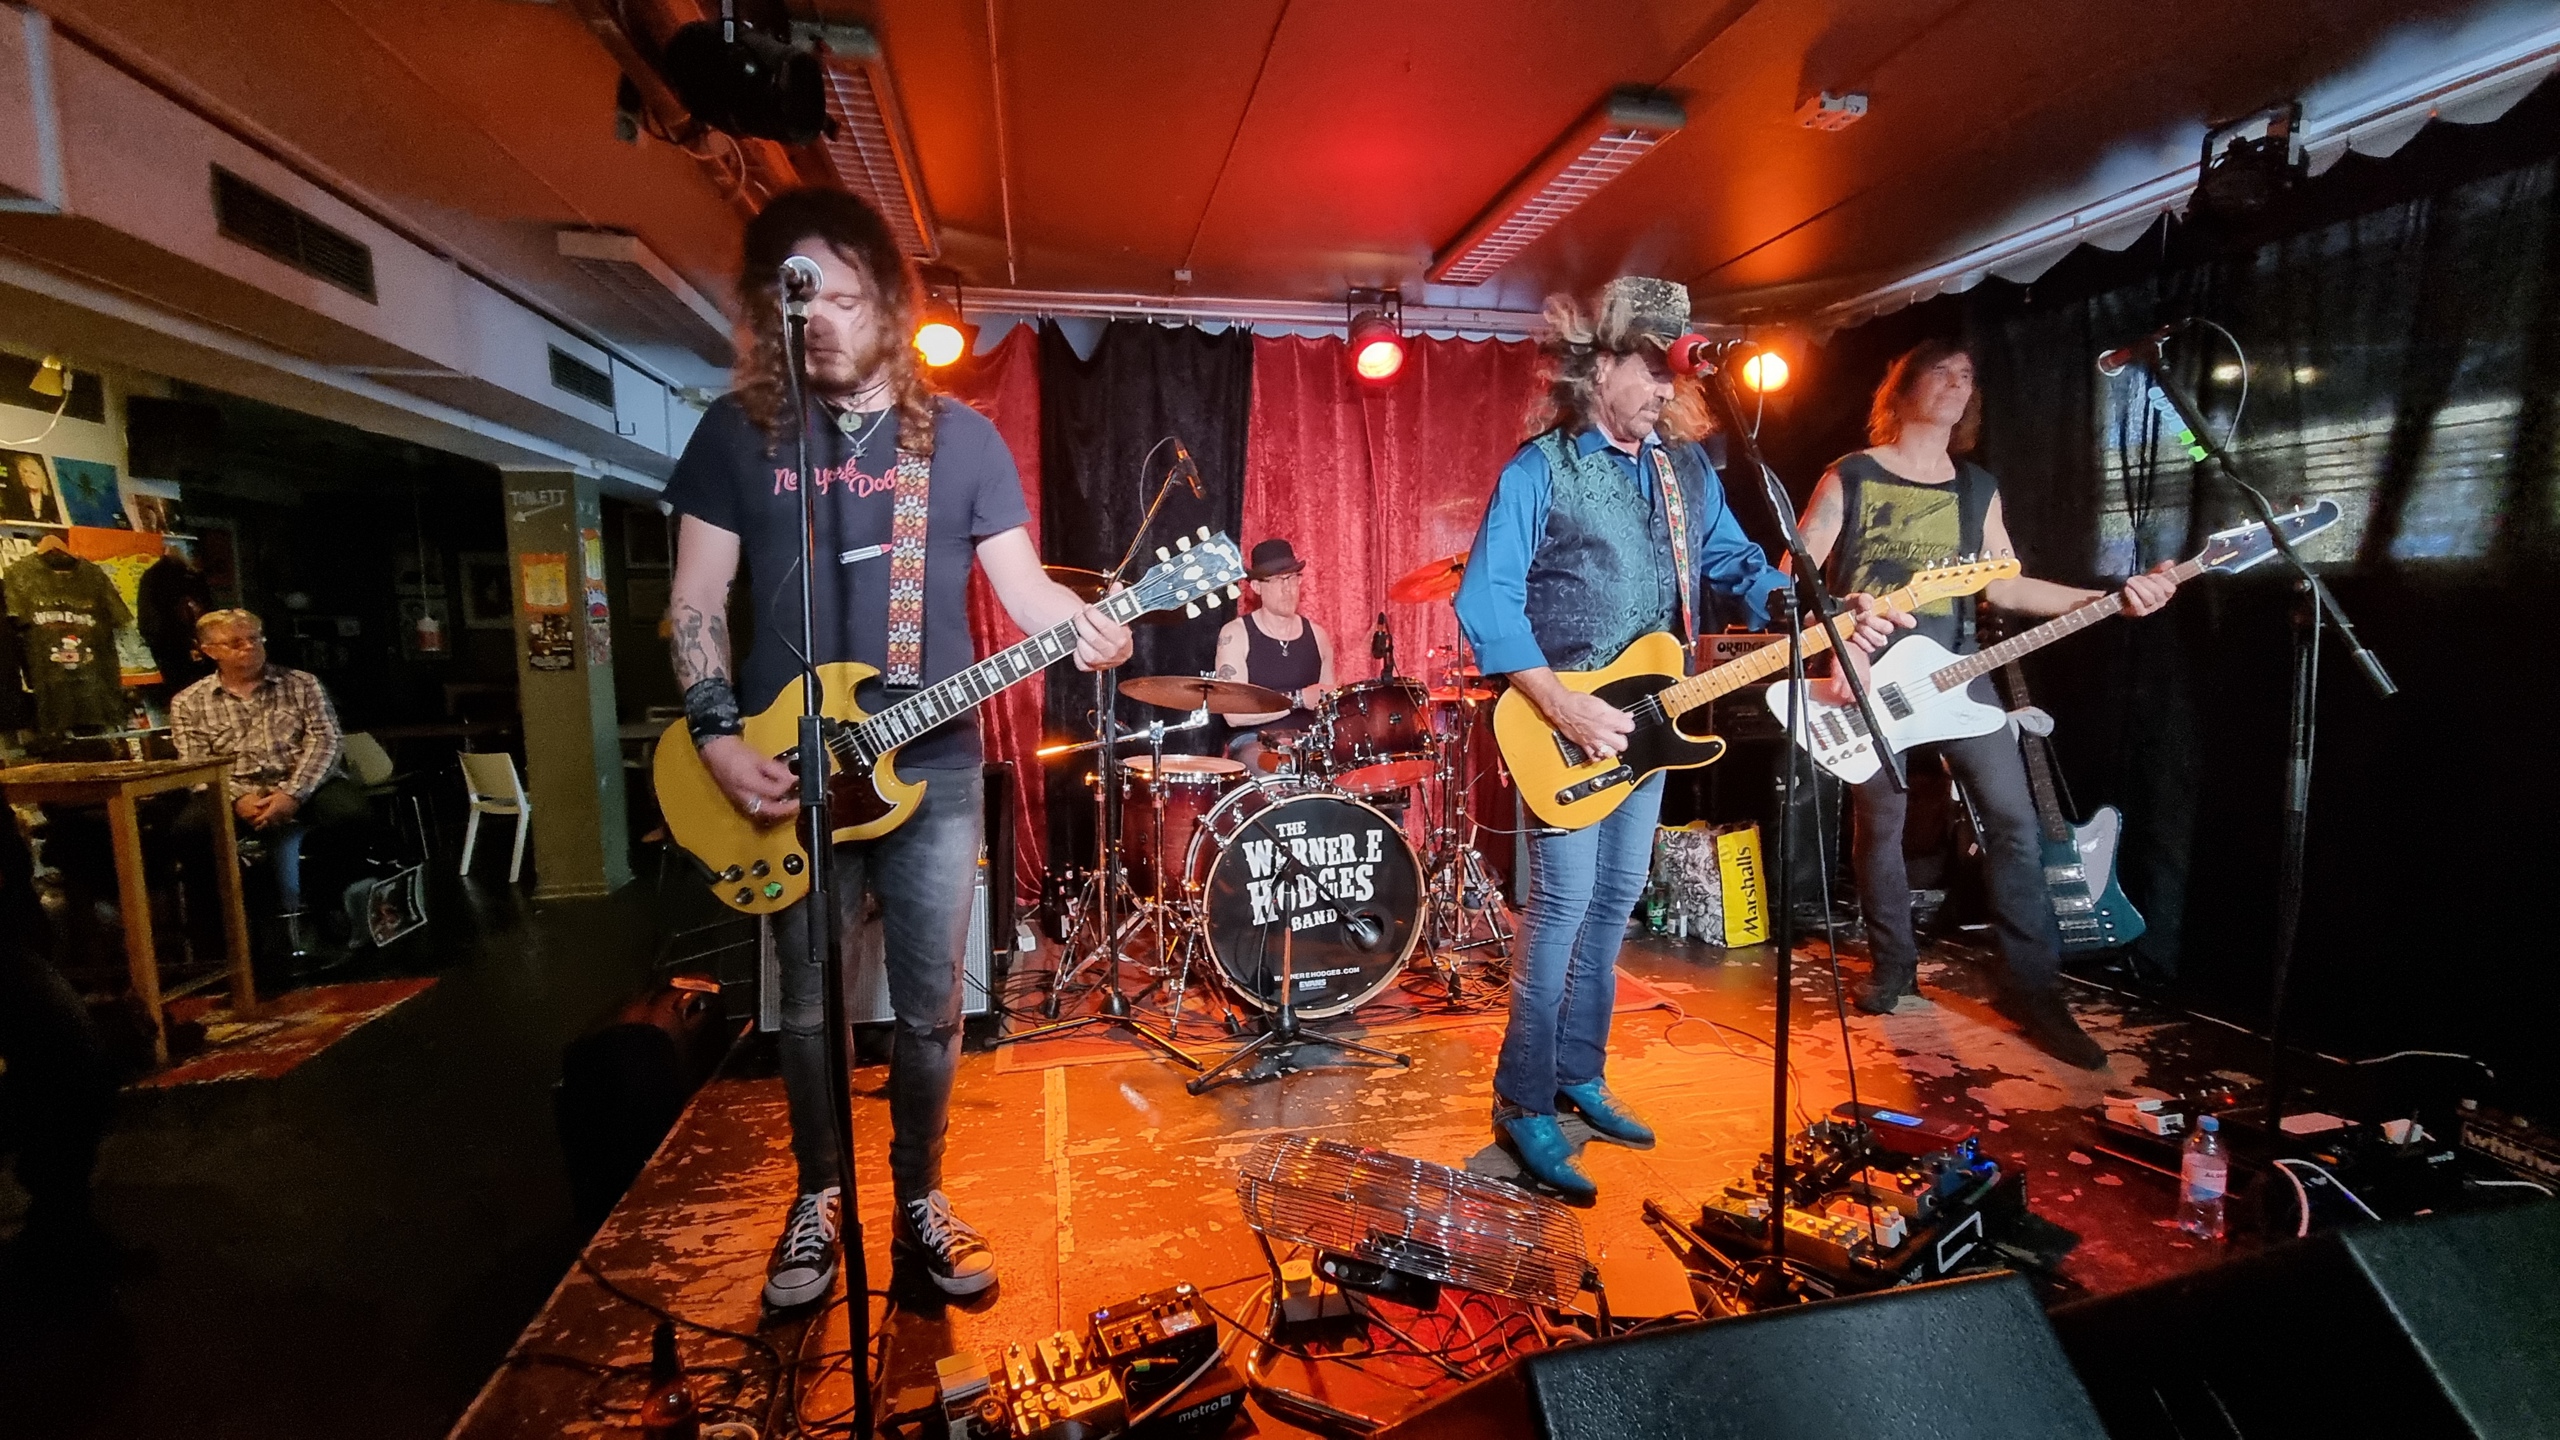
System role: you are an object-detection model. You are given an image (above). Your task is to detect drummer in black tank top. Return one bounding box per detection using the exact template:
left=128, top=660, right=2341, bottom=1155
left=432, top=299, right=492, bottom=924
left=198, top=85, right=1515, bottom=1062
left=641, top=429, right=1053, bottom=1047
left=1216, top=538, right=1336, bottom=771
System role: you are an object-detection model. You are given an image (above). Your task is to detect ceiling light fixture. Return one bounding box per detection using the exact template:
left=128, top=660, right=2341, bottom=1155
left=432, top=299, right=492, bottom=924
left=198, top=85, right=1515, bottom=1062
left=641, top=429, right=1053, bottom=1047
left=913, top=278, right=976, bottom=368
left=1345, top=289, right=1406, bottom=385
left=659, top=1, right=830, bottom=144
left=1740, top=350, right=1790, bottom=393
left=1428, top=88, right=1686, bottom=288
left=802, top=23, right=940, bottom=260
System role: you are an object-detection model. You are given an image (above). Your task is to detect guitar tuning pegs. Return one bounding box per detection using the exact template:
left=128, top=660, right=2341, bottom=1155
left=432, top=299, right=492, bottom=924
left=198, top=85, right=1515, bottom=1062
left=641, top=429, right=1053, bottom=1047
left=1157, top=546, right=1171, bottom=562
left=1204, top=590, right=1222, bottom=608
left=1176, top=536, right=1193, bottom=552
left=1225, top=583, right=1241, bottom=599
left=1184, top=602, right=1202, bottom=618
left=1196, top=525, right=1211, bottom=540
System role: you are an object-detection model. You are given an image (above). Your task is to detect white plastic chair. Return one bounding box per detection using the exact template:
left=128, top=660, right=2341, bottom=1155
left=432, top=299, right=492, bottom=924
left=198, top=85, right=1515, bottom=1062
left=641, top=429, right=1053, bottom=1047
left=458, top=751, right=532, bottom=883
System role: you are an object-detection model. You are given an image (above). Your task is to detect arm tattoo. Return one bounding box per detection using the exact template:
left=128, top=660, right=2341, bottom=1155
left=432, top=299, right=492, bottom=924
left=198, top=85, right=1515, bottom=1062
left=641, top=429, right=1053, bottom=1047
left=669, top=597, right=732, bottom=689
left=1216, top=663, right=1238, bottom=680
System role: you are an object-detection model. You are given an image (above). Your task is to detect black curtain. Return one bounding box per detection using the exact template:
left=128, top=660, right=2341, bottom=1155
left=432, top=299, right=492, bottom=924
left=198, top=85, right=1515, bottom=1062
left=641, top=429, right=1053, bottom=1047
left=1037, top=321, right=1253, bottom=872
left=1767, top=78, right=2560, bottom=1114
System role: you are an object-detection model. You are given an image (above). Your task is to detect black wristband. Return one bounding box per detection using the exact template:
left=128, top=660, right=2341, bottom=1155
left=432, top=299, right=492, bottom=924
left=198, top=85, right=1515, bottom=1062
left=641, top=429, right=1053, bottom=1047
left=684, top=678, right=744, bottom=741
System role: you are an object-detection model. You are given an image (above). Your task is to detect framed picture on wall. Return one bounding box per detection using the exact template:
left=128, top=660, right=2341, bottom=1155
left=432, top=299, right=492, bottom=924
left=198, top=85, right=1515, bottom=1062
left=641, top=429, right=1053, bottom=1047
left=0, top=449, right=64, bottom=525
left=461, top=552, right=513, bottom=629
left=51, top=458, right=126, bottom=528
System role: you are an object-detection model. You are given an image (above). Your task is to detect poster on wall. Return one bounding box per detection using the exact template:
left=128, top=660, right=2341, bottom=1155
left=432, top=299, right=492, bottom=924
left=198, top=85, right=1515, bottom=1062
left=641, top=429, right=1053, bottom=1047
left=66, top=526, right=168, bottom=683
left=580, top=528, right=611, bottom=668
left=519, top=551, right=573, bottom=671
left=0, top=449, right=64, bottom=525
left=122, top=477, right=181, bottom=533
left=51, top=458, right=125, bottom=529
left=461, top=552, right=511, bottom=629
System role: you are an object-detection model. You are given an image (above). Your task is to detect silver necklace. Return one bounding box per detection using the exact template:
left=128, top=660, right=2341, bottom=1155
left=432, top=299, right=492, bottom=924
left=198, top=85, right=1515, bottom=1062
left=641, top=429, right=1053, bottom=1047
left=835, top=405, right=891, bottom=462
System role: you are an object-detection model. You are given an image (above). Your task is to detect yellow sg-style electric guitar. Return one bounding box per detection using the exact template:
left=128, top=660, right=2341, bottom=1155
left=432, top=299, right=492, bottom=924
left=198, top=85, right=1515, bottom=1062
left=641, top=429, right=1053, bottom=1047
left=1492, top=558, right=2020, bottom=831
left=656, top=531, right=1247, bottom=915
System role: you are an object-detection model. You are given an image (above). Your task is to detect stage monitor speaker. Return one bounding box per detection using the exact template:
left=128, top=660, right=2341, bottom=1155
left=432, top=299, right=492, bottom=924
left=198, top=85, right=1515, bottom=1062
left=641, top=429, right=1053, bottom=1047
left=2051, top=1202, right=2560, bottom=1439
left=1378, top=1272, right=2107, bottom=1439
left=845, top=853, right=997, bottom=1024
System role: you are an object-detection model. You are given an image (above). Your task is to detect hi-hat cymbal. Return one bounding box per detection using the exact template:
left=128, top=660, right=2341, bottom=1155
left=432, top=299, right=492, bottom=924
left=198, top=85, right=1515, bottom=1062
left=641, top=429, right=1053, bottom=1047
left=1388, top=551, right=1469, bottom=605
left=1046, top=564, right=1178, bottom=623
left=1118, top=675, right=1290, bottom=715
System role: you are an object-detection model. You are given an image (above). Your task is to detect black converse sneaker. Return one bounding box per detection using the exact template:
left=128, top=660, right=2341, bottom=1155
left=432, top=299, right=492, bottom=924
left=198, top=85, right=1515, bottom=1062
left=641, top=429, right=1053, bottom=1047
left=894, top=1191, right=997, bottom=1296
left=761, top=1188, right=840, bottom=1309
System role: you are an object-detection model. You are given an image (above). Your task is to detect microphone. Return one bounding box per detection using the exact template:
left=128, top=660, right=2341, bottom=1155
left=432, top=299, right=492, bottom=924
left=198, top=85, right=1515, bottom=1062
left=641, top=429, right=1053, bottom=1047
left=2095, top=321, right=2187, bottom=377
left=780, top=254, right=824, bottom=304
left=1370, top=612, right=1391, bottom=660
left=1665, top=332, right=1728, bottom=377
left=1169, top=437, right=1204, bottom=498
left=1345, top=910, right=1387, bottom=953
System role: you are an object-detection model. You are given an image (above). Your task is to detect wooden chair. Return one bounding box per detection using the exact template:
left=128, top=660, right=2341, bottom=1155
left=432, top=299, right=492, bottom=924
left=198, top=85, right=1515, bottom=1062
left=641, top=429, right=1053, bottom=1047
left=457, top=751, right=531, bottom=883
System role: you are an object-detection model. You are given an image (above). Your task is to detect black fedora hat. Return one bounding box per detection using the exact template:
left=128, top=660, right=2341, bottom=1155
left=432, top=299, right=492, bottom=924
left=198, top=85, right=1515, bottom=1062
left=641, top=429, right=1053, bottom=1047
left=1248, top=538, right=1306, bottom=579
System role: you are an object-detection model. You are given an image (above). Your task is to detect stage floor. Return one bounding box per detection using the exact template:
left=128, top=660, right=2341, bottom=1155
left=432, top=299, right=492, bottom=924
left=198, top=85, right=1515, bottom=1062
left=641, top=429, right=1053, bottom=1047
left=449, top=926, right=2270, bottom=1438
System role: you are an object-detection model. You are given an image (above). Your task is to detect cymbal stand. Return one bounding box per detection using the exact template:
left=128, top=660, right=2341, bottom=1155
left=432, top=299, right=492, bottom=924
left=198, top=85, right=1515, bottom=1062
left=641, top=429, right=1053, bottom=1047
left=1419, top=665, right=1510, bottom=1004
left=1186, top=803, right=1412, bottom=1095
left=997, top=666, right=1198, bottom=1070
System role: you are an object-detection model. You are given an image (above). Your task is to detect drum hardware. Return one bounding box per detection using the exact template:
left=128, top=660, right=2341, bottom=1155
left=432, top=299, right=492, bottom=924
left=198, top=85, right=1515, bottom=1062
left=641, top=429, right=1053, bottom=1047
left=1415, top=677, right=1514, bottom=998
left=994, top=663, right=1201, bottom=1071
left=1185, top=797, right=1413, bottom=1096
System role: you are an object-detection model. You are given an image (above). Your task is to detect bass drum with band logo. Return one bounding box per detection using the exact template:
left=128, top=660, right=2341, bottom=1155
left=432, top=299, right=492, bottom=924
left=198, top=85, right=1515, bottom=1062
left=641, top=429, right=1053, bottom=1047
left=1186, top=778, right=1422, bottom=1018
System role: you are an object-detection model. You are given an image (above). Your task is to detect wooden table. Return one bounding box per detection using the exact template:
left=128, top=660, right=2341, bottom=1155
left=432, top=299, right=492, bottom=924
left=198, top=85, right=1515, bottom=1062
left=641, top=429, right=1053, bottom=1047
left=0, top=757, right=256, bottom=1066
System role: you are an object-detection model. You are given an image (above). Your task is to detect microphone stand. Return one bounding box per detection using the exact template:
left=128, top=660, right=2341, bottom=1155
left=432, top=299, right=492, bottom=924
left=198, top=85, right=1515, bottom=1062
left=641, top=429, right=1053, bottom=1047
left=1699, top=355, right=1906, bottom=1302
left=780, top=283, right=871, bottom=1434
left=2116, top=341, right=2393, bottom=1139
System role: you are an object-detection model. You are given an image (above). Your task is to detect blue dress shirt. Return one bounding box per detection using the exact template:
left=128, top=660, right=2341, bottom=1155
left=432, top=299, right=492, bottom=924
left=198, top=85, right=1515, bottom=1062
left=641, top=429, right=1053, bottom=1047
left=1453, top=427, right=1790, bottom=676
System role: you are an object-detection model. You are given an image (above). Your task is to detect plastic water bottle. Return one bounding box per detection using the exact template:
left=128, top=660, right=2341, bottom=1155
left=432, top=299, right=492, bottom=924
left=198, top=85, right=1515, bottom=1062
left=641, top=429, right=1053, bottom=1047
left=2178, top=1115, right=2228, bottom=1241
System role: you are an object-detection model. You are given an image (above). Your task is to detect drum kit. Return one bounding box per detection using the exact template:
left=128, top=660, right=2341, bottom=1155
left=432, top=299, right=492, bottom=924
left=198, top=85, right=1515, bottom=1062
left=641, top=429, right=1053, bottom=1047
left=1015, top=549, right=1515, bottom=1084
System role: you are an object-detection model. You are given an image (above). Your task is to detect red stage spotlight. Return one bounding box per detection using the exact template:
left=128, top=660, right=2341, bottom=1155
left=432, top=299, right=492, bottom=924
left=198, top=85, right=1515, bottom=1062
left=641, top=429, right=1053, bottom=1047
left=1349, top=308, right=1406, bottom=383
left=1740, top=350, right=1790, bottom=393
left=912, top=292, right=974, bottom=368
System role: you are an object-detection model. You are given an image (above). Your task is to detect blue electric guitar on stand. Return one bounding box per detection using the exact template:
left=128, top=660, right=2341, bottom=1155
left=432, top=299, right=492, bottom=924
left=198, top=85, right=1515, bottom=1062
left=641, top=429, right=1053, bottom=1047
left=1988, top=661, right=2146, bottom=953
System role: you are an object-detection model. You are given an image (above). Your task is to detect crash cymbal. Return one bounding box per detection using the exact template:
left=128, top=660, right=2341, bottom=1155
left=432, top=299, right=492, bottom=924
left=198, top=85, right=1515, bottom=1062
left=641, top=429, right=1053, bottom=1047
left=1387, top=551, right=1469, bottom=605
left=1047, top=564, right=1178, bottom=622
left=1118, top=675, right=1290, bottom=715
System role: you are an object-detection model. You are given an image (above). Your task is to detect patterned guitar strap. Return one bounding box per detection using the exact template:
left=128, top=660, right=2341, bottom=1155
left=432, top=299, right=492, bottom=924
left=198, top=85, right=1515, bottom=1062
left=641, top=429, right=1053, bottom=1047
left=883, top=443, right=933, bottom=688
left=1647, top=445, right=1696, bottom=646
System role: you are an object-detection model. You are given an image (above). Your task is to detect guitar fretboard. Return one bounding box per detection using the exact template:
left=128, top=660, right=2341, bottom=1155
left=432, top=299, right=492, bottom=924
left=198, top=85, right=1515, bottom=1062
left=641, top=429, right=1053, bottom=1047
left=830, top=588, right=1148, bottom=761
left=1655, top=569, right=1982, bottom=718
left=1926, top=555, right=2206, bottom=694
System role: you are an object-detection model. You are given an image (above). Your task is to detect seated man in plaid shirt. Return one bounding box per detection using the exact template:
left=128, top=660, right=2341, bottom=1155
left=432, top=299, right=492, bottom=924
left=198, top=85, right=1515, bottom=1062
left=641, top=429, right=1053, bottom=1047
left=170, top=608, right=371, bottom=965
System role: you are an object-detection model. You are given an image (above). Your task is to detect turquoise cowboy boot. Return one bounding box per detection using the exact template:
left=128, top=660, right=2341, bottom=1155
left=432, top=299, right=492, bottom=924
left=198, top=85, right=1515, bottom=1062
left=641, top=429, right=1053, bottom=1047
left=1494, top=1112, right=1598, bottom=1204
left=1557, top=1079, right=1656, bottom=1147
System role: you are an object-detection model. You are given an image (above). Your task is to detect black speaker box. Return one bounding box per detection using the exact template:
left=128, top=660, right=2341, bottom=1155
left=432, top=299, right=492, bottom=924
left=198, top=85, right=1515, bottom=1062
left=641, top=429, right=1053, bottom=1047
left=2052, top=1202, right=2560, bottom=1438
left=1379, top=1272, right=2106, bottom=1439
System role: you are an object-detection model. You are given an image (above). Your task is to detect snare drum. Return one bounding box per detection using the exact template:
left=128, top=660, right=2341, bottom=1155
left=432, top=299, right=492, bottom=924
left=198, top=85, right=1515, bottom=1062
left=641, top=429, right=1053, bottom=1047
left=1112, top=754, right=1242, bottom=897
left=1318, top=679, right=1437, bottom=795
left=1186, top=780, right=1422, bottom=1017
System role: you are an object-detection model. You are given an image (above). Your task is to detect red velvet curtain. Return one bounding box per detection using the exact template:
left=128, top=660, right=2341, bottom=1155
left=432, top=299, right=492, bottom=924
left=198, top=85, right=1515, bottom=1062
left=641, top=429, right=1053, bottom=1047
left=1241, top=334, right=1544, bottom=681
left=941, top=324, right=1046, bottom=903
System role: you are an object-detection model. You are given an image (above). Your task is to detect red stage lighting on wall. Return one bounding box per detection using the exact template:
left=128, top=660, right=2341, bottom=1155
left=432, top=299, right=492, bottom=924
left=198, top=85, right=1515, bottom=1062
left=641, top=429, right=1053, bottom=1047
left=1350, top=311, right=1406, bottom=382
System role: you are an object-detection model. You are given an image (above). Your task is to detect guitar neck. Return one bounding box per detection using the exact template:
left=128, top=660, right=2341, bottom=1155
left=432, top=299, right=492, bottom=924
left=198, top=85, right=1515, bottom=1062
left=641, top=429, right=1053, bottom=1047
left=1928, top=554, right=2204, bottom=693
left=1993, top=661, right=2074, bottom=844
left=848, top=588, right=1147, bottom=756
left=1655, top=569, right=1962, bottom=717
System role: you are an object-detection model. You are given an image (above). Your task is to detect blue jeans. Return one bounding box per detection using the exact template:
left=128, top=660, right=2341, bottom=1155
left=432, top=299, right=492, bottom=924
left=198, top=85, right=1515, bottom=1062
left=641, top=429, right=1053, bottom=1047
left=774, top=766, right=981, bottom=1200
left=1494, top=773, right=1663, bottom=1117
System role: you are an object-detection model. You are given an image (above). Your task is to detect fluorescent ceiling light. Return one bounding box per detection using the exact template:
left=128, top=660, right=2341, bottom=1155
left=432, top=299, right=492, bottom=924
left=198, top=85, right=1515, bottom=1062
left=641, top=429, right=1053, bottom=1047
left=805, top=23, right=938, bottom=260
left=1429, top=89, right=1685, bottom=288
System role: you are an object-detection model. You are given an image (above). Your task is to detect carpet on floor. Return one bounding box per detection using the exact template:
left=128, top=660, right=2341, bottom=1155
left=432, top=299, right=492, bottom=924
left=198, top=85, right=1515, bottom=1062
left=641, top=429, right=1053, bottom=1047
left=135, top=977, right=439, bottom=1087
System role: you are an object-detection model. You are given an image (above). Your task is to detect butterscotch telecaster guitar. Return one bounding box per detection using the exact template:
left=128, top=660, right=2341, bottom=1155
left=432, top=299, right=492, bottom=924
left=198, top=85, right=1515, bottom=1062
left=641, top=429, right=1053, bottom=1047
left=656, top=531, right=1247, bottom=915
left=1493, top=559, right=2020, bottom=831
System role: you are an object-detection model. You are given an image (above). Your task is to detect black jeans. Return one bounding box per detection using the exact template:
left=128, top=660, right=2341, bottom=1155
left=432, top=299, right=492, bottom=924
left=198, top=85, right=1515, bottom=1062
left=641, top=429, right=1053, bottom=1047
left=1850, top=729, right=2063, bottom=999
left=772, top=766, right=981, bottom=1202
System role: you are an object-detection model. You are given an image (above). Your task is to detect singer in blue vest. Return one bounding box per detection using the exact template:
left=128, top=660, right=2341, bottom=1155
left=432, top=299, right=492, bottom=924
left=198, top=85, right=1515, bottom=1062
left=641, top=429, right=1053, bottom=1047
left=1454, top=277, right=1901, bottom=1203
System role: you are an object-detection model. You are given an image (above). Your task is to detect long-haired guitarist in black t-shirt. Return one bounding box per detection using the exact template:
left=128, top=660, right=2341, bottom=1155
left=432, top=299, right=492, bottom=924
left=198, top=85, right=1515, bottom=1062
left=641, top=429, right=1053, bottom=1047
left=663, top=189, right=1132, bottom=1308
